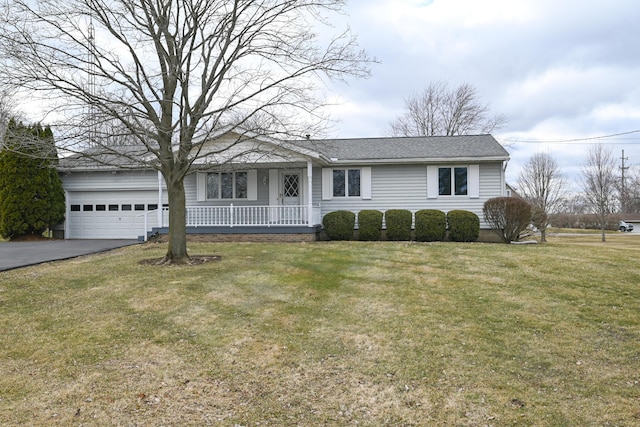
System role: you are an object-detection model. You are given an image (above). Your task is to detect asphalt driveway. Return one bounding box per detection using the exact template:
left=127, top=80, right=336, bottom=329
left=0, top=240, right=138, bottom=272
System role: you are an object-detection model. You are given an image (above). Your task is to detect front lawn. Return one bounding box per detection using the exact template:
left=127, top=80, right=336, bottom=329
left=1, top=236, right=639, bottom=425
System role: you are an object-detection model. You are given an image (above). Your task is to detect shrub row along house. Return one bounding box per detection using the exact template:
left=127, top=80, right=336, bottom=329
left=56, top=131, right=510, bottom=241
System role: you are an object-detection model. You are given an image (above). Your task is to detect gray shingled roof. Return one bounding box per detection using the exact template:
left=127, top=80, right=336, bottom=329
left=58, top=134, right=509, bottom=170
left=290, top=134, right=509, bottom=162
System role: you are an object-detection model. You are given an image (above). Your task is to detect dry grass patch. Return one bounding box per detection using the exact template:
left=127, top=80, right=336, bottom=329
left=1, top=237, right=639, bottom=425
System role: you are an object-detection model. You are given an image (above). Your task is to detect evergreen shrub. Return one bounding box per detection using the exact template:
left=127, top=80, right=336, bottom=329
left=447, top=210, right=480, bottom=242
left=385, top=209, right=412, bottom=241
left=322, top=210, right=355, bottom=241
left=415, top=209, right=446, bottom=242
left=0, top=120, right=65, bottom=239
left=358, top=210, right=383, bottom=241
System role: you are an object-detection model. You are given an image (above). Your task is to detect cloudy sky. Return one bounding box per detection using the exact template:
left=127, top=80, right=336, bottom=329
left=322, top=0, right=640, bottom=189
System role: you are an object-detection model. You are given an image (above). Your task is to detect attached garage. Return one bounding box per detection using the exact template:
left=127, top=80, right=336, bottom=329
left=66, top=191, right=161, bottom=239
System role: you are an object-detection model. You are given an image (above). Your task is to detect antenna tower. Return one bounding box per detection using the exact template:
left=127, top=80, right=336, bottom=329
left=88, top=20, right=97, bottom=147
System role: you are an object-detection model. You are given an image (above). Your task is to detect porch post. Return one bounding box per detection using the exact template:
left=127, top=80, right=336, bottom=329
left=307, top=161, right=313, bottom=227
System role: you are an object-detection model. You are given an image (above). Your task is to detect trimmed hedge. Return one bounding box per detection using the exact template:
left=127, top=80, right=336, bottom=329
left=322, top=210, right=355, bottom=241
left=415, top=209, right=446, bottom=242
left=358, top=210, right=383, bottom=241
left=447, top=210, right=480, bottom=242
left=385, top=209, right=412, bottom=241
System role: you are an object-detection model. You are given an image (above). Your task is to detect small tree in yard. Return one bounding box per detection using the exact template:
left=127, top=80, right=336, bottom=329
left=517, top=152, right=566, bottom=242
left=0, top=120, right=65, bottom=239
left=483, top=197, right=532, bottom=243
left=581, top=144, right=618, bottom=242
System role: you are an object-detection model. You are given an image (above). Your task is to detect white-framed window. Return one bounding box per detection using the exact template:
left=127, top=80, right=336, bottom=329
left=333, top=169, right=361, bottom=197
left=427, top=164, right=479, bottom=199
left=322, top=167, right=371, bottom=200
left=438, top=167, right=467, bottom=196
left=206, top=171, right=248, bottom=199
left=197, top=170, right=257, bottom=201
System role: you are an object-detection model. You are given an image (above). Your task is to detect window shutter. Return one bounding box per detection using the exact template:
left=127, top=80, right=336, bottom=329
left=322, top=168, right=332, bottom=200
left=247, top=170, right=258, bottom=201
left=269, top=169, right=279, bottom=206
left=361, top=167, right=372, bottom=200
left=427, top=166, right=438, bottom=199
left=196, top=172, right=206, bottom=202
left=468, top=165, right=480, bottom=198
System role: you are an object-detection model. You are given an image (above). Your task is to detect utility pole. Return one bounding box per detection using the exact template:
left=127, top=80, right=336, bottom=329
left=620, top=149, right=629, bottom=213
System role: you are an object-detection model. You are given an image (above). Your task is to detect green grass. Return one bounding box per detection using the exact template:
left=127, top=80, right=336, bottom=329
left=1, top=236, right=639, bottom=426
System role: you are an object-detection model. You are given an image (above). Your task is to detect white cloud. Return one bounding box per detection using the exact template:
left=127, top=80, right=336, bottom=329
left=326, top=0, right=640, bottom=185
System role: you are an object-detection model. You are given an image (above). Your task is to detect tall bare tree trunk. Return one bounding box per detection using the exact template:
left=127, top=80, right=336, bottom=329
left=163, top=175, right=189, bottom=264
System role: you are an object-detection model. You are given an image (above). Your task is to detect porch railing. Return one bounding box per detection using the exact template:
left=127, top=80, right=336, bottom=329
left=161, top=204, right=321, bottom=227
left=139, top=204, right=321, bottom=240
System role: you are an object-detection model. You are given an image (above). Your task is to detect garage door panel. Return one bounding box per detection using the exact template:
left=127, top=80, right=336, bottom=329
left=67, top=191, right=161, bottom=239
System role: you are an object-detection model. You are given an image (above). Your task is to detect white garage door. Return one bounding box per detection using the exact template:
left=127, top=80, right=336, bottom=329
left=67, top=191, right=161, bottom=239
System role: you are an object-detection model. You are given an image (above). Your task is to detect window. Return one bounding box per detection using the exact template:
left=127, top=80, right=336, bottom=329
left=108, top=204, right=119, bottom=211
left=70, top=205, right=81, bottom=212
left=438, top=167, right=467, bottom=196
left=122, top=204, right=132, bottom=211
left=83, top=205, right=93, bottom=211
left=96, top=204, right=106, bottom=211
left=134, top=204, right=145, bottom=211
left=332, top=169, right=361, bottom=197
left=147, top=204, right=158, bottom=211
left=207, top=171, right=248, bottom=199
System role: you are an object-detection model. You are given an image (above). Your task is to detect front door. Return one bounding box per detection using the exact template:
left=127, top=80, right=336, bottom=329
left=281, top=172, right=302, bottom=223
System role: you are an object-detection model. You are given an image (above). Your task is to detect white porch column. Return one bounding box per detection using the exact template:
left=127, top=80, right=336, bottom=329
left=307, top=161, right=313, bottom=226
left=157, top=170, right=163, bottom=228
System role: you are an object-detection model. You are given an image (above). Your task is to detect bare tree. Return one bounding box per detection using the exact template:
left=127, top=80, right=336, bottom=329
left=517, top=152, right=566, bottom=242
left=624, top=166, right=640, bottom=213
left=388, top=81, right=507, bottom=137
left=0, top=0, right=372, bottom=263
left=0, top=88, right=18, bottom=142
left=581, top=144, right=618, bottom=242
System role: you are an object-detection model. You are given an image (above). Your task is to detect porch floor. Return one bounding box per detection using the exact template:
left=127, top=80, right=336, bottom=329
left=142, top=225, right=322, bottom=242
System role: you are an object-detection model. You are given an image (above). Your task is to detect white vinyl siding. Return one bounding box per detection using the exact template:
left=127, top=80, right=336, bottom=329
left=61, top=170, right=160, bottom=191
left=316, top=163, right=504, bottom=229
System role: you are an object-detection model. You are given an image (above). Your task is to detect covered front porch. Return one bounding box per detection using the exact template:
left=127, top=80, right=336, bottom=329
left=139, top=158, right=324, bottom=240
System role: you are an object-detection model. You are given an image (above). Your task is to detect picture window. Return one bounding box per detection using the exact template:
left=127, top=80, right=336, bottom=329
left=438, top=167, right=467, bottom=196
left=207, top=171, right=248, bottom=199
left=333, top=169, right=361, bottom=197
